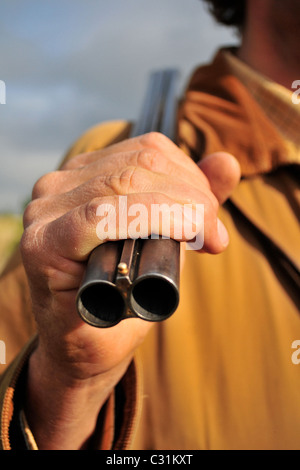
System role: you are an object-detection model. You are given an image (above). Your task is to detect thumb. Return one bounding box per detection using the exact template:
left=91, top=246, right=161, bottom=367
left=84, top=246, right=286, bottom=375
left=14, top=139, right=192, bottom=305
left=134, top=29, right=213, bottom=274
left=198, top=152, right=241, bottom=204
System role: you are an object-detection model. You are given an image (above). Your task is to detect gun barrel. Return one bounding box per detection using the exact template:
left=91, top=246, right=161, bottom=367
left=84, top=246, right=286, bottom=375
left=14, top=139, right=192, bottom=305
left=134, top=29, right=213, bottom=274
left=77, top=238, right=180, bottom=327
left=77, top=70, right=181, bottom=328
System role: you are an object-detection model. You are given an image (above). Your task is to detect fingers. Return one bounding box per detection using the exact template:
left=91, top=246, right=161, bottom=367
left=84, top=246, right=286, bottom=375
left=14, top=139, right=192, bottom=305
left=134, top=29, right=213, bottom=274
left=22, top=188, right=226, bottom=287
left=32, top=149, right=206, bottom=200
left=25, top=164, right=218, bottom=228
left=62, top=132, right=202, bottom=176
left=22, top=194, right=200, bottom=265
left=35, top=133, right=208, bottom=199
left=198, top=152, right=241, bottom=204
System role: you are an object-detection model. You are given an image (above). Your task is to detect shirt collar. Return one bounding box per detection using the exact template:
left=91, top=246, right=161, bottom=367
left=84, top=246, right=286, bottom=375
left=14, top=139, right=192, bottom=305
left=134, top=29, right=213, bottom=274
left=221, top=48, right=300, bottom=165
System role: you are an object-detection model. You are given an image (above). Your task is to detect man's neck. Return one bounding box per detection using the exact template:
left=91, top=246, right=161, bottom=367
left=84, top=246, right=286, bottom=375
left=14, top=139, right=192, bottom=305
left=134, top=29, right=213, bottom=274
left=236, top=1, right=300, bottom=90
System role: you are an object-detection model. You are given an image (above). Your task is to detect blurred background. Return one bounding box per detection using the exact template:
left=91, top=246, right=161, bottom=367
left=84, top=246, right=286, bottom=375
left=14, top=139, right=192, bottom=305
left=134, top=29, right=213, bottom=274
left=0, top=0, right=238, bottom=215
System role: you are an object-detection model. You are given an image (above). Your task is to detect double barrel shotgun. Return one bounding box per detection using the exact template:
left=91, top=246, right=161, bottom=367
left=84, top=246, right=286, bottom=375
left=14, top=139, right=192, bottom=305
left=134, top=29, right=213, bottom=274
left=77, top=70, right=181, bottom=328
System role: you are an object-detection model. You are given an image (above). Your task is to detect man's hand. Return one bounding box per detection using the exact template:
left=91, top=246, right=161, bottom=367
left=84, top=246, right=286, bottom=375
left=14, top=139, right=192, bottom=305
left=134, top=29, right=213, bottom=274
left=20, top=132, right=240, bottom=449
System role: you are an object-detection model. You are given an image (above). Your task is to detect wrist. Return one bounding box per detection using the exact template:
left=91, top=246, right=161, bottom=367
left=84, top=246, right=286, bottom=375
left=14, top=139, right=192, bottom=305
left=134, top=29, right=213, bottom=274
left=25, top=342, right=131, bottom=450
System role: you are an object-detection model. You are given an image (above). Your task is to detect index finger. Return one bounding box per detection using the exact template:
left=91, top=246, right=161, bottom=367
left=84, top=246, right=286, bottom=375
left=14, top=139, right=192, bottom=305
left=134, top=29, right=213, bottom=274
left=63, top=132, right=202, bottom=178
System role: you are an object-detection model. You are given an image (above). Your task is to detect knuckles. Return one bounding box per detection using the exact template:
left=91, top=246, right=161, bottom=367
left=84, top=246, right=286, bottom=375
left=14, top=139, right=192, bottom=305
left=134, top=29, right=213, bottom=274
left=23, top=198, right=47, bottom=228
left=105, top=166, right=144, bottom=195
left=20, top=223, right=42, bottom=260
left=31, top=133, right=171, bottom=199
left=135, top=147, right=162, bottom=173
left=83, top=196, right=104, bottom=227
left=139, top=131, right=170, bottom=150
left=31, top=171, right=61, bottom=199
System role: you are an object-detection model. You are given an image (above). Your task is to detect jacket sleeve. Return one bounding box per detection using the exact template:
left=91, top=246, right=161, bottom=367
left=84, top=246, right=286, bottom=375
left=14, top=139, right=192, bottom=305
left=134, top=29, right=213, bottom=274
left=0, top=335, right=139, bottom=449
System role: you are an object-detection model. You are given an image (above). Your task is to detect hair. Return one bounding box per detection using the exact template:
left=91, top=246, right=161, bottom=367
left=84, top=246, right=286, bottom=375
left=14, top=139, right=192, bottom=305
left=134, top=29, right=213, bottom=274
left=202, top=0, right=246, bottom=30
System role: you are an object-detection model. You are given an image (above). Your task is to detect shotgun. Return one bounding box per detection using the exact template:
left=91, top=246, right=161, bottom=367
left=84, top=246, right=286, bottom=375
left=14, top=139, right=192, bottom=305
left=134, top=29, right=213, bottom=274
left=77, top=70, right=181, bottom=327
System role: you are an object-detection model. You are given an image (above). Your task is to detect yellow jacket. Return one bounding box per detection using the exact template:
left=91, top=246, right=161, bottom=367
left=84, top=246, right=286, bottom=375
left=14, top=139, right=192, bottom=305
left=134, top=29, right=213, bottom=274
left=0, top=49, right=299, bottom=450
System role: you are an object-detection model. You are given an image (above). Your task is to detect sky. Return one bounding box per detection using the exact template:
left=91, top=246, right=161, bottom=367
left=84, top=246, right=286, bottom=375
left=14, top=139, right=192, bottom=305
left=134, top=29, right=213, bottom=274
left=0, top=0, right=238, bottom=213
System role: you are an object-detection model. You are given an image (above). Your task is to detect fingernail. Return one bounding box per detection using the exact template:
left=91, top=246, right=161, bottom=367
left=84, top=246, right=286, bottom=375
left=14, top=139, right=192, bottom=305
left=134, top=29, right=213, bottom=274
left=217, top=218, right=229, bottom=247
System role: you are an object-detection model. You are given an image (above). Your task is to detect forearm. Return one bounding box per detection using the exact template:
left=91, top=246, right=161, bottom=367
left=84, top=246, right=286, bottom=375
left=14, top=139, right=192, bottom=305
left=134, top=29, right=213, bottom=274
left=25, top=345, right=131, bottom=450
